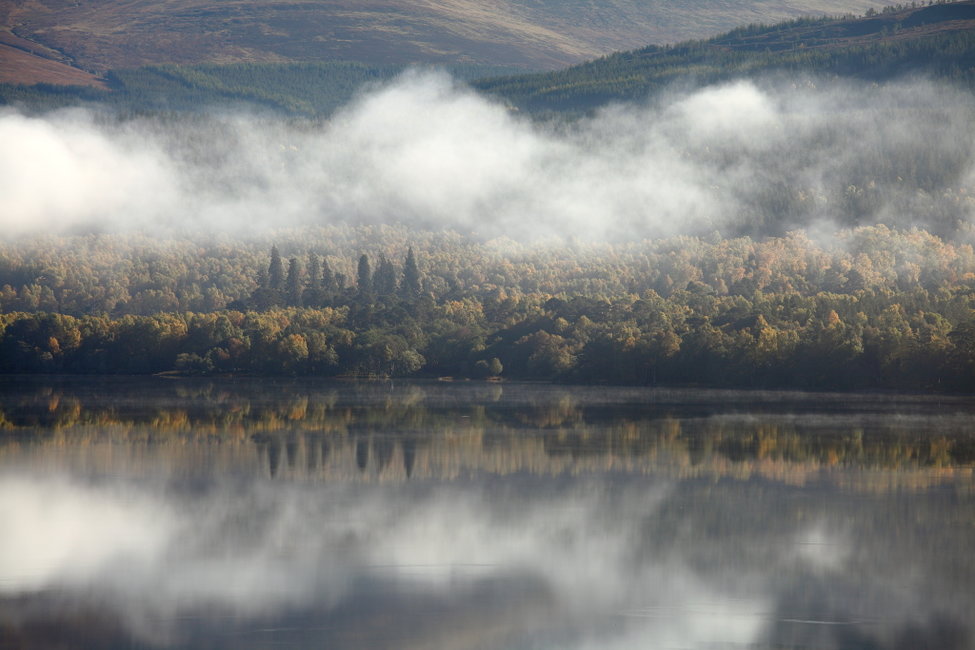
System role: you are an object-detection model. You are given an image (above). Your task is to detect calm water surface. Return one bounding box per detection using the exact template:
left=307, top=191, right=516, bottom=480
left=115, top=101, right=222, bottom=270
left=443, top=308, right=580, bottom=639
left=1, top=376, right=974, bottom=649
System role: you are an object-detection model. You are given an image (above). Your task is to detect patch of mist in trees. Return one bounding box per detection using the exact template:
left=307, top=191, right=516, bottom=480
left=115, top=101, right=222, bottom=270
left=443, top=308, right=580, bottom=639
left=1, top=72, right=974, bottom=243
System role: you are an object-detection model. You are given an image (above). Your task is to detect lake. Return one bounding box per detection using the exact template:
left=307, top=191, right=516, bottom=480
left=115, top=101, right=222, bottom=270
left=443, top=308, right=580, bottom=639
left=1, top=376, right=974, bottom=650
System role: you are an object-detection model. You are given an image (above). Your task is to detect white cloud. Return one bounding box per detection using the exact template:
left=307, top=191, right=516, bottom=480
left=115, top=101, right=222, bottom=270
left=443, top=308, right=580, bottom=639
left=1, top=74, right=973, bottom=242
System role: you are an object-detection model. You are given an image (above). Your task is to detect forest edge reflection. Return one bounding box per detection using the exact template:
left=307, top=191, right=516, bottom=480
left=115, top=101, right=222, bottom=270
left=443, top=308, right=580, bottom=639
left=1, top=377, right=974, bottom=650
left=1, top=376, right=974, bottom=491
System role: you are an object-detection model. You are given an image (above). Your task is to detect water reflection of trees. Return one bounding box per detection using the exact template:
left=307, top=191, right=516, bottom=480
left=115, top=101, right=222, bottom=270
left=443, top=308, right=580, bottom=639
left=1, top=378, right=974, bottom=490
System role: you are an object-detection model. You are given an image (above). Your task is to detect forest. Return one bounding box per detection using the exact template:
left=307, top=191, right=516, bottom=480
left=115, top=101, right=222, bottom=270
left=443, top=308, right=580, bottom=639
left=1, top=225, right=974, bottom=391
left=475, top=2, right=975, bottom=112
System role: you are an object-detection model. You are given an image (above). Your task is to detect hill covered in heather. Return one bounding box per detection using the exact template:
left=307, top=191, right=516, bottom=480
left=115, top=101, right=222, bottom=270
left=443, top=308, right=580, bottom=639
left=1, top=0, right=890, bottom=88
left=3, top=3, right=974, bottom=116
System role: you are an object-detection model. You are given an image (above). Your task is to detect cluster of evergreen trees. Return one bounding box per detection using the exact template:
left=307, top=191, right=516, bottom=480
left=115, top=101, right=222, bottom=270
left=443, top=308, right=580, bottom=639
left=1, top=225, right=974, bottom=390
left=243, top=246, right=423, bottom=310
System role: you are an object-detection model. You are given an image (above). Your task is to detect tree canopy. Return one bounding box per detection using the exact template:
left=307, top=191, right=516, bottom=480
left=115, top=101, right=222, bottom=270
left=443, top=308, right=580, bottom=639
left=1, top=224, right=973, bottom=391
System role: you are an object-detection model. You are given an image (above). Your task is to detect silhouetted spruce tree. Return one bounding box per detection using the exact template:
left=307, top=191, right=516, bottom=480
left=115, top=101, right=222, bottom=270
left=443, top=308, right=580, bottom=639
left=321, top=259, right=335, bottom=296
left=268, top=245, right=284, bottom=291
left=286, top=258, right=302, bottom=306
left=304, top=252, right=322, bottom=307
left=249, top=247, right=284, bottom=309
left=306, top=253, right=321, bottom=291
left=374, top=255, right=397, bottom=298
left=357, top=254, right=372, bottom=300
left=401, top=247, right=422, bottom=299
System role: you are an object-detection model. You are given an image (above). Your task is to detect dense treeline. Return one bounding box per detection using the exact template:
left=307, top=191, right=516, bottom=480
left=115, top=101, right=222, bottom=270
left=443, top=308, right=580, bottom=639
left=475, top=2, right=975, bottom=112
left=1, top=225, right=974, bottom=390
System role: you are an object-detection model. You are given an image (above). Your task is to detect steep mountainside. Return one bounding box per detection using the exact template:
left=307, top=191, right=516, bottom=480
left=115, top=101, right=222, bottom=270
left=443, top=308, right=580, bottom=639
left=0, top=0, right=890, bottom=86
left=477, top=1, right=975, bottom=111
left=2, top=3, right=975, bottom=116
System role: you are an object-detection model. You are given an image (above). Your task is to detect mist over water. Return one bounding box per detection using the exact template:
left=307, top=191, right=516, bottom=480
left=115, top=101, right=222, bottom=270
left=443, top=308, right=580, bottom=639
left=2, top=72, right=974, bottom=242
left=0, top=470, right=771, bottom=648
left=2, top=379, right=975, bottom=649
left=0, top=461, right=963, bottom=650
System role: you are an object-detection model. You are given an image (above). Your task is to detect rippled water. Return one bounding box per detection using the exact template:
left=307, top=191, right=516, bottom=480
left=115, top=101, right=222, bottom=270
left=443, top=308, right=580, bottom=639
left=1, top=376, right=974, bottom=649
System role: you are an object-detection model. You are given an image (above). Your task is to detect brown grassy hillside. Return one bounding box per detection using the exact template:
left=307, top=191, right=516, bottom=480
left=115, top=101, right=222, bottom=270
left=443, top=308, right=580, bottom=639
left=0, top=0, right=891, bottom=84
left=0, top=28, right=106, bottom=87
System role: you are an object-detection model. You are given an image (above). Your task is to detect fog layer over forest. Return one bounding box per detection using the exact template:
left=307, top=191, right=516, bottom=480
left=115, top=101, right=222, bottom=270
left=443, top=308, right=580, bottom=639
left=2, top=72, right=974, bottom=242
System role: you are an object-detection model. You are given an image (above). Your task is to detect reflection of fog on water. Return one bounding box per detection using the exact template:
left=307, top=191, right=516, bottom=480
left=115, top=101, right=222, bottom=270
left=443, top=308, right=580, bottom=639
left=2, top=470, right=974, bottom=649
left=1, top=378, right=974, bottom=649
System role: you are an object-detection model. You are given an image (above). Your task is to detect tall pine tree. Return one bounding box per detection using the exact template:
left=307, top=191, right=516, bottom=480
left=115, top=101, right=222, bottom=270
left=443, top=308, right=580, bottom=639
left=322, top=259, right=335, bottom=295
left=357, top=254, right=372, bottom=300
left=304, top=252, right=322, bottom=307
left=374, top=255, right=398, bottom=297
left=268, top=245, right=284, bottom=291
left=401, top=247, right=422, bottom=298
left=306, top=253, right=321, bottom=292
left=286, top=258, right=302, bottom=306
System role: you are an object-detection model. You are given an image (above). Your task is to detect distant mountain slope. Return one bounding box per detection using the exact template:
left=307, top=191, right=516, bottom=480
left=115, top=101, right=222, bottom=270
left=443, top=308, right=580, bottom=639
left=0, top=29, right=106, bottom=88
left=0, top=0, right=890, bottom=85
left=476, top=1, right=975, bottom=112
left=4, top=3, right=974, bottom=117
left=0, top=61, right=519, bottom=115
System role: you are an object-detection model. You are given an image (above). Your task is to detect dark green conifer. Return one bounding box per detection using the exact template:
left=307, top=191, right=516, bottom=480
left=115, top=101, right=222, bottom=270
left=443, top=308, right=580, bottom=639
left=303, top=252, right=322, bottom=307
left=357, top=254, right=372, bottom=299
left=268, top=245, right=284, bottom=291
left=374, top=255, right=397, bottom=297
left=322, top=259, right=335, bottom=293
left=306, top=253, right=321, bottom=291
left=286, top=257, right=302, bottom=306
left=401, top=247, right=422, bottom=298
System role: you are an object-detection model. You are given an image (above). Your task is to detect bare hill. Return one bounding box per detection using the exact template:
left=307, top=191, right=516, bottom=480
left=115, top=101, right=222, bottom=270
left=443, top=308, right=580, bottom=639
left=0, top=28, right=105, bottom=87
left=1, top=0, right=890, bottom=85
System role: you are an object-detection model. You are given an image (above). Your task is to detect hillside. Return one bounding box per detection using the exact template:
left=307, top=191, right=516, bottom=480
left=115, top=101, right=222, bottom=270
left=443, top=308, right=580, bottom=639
left=2, top=3, right=973, bottom=116
left=0, top=0, right=890, bottom=87
left=0, top=61, right=524, bottom=115
left=0, top=28, right=106, bottom=88
left=477, top=1, right=975, bottom=112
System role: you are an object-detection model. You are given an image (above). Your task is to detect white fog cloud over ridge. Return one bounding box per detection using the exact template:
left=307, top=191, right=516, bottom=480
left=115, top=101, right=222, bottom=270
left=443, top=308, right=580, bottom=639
left=2, top=71, right=974, bottom=241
